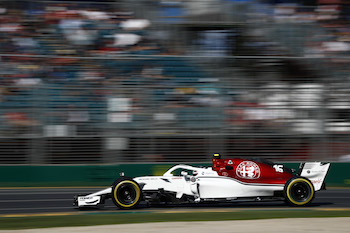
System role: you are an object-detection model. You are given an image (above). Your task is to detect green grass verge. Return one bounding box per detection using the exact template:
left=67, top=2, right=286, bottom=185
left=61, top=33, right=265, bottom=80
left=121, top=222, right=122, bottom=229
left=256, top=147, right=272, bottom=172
left=1, top=210, right=350, bottom=230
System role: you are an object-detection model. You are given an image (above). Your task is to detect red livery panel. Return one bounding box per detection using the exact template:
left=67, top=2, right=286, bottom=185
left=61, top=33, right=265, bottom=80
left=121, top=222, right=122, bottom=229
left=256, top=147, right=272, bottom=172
left=212, top=158, right=293, bottom=185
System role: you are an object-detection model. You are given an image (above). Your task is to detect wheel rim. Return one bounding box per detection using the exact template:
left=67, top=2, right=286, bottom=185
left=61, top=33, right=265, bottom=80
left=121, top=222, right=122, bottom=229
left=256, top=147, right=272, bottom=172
left=290, top=182, right=311, bottom=203
left=117, top=183, right=138, bottom=205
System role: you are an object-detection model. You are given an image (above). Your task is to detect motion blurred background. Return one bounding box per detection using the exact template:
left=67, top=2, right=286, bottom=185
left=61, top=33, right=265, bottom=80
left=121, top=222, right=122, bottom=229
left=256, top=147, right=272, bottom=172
left=0, top=0, right=349, bottom=165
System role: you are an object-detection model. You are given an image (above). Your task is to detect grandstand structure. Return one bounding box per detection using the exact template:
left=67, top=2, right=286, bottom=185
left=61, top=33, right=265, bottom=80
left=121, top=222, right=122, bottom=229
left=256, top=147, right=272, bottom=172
left=0, top=0, right=350, bottom=164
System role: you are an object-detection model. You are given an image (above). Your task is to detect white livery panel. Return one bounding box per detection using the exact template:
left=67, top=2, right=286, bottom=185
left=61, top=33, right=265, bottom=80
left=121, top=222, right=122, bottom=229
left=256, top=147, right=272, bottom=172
left=196, top=177, right=284, bottom=199
left=300, top=162, right=330, bottom=191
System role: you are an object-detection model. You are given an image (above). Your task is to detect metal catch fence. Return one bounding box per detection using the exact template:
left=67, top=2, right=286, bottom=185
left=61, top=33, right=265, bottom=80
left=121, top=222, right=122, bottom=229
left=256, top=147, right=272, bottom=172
left=0, top=0, right=350, bottom=164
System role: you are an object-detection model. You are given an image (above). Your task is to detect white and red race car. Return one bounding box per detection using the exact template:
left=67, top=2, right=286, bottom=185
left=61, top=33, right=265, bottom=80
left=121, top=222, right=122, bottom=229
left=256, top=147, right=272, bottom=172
left=74, top=154, right=330, bottom=209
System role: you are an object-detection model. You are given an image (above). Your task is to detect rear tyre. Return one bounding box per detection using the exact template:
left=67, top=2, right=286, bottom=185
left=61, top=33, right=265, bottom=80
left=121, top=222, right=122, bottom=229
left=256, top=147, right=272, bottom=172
left=284, top=177, right=315, bottom=206
left=112, top=177, right=142, bottom=209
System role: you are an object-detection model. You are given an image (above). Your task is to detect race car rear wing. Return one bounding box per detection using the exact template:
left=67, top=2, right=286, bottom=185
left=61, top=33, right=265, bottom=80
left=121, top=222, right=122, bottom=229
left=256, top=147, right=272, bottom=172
left=298, top=162, right=330, bottom=191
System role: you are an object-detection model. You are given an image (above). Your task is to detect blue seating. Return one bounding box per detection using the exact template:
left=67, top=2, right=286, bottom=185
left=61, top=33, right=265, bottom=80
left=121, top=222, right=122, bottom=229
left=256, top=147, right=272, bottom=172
left=177, top=107, right=223, bottom=128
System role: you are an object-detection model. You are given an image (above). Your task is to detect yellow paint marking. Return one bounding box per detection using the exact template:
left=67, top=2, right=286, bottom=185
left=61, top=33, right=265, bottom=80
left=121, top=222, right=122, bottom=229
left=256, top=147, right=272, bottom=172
left=152, top=165, right=172, bottom=176
left=1, top=207, right=350, bottom=218
left=159, top=209, right=237, bottom=214
left=0, top=212, right=78, bottom=218
left=156, top=207, right=350, bottom=214
left=319, top=208, right=350, bottom=211
left=327, top=187, right=350, bottom=190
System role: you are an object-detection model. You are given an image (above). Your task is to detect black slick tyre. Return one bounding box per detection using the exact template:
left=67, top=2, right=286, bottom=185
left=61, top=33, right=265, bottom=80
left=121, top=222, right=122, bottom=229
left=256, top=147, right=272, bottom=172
left=284, top=177, right=315, bottom=206
left=111, top=177, right=142, bottom=209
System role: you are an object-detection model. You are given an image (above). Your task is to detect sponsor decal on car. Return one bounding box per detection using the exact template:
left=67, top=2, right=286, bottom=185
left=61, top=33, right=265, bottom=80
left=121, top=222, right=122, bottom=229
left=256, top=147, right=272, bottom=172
left=79, top=197, right=94, bottom=200
left=222, top=172, right=229, bottom=177
left=236, top=161, right=261, bottom=179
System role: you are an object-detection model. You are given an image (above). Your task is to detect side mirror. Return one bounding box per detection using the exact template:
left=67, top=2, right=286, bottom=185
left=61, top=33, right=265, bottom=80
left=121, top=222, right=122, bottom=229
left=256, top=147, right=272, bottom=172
left=225, top=165, right=233, bottom=170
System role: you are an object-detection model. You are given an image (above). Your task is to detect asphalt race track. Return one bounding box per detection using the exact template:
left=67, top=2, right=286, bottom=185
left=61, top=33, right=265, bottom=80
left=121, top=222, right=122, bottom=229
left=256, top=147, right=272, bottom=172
left=0, top=188, right=349, bottom=216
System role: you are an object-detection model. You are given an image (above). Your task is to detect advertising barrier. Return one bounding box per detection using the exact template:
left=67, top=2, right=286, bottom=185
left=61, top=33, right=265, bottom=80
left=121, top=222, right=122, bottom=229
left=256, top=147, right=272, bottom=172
left=0, top=163, right=348, bottom=187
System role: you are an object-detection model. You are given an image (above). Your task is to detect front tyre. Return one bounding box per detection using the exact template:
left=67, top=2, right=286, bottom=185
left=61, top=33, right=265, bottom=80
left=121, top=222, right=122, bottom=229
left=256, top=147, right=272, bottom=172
left=284, top=177, right=315, bottom=206
left=112, top=177, right=142, bottom=209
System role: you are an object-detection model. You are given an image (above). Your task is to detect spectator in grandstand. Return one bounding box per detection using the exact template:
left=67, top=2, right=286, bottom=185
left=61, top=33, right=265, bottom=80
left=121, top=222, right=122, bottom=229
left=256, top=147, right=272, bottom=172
left=4, top=112, right=40, bottom=135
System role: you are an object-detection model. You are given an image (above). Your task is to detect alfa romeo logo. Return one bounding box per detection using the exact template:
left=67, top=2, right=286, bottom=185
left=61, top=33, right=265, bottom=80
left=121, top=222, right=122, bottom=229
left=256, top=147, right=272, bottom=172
left=236, top=161, right=261, bottom=179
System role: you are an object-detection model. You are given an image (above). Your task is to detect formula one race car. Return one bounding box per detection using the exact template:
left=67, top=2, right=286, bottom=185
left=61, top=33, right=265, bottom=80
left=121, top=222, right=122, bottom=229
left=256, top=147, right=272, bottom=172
left=74, top=154, right=330, bottom=209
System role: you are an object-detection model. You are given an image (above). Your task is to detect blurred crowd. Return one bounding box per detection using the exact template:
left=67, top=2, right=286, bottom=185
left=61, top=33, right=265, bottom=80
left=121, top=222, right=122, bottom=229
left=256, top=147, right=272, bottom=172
left=222, top=1, right=350, bottom=136
left=1, top=1, right=350, bottom=135
left=0, top=2, right=167, bottom=136
left=0, top=1, right=235, bottom=144
left=1, top=0, right=350, bottom=162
